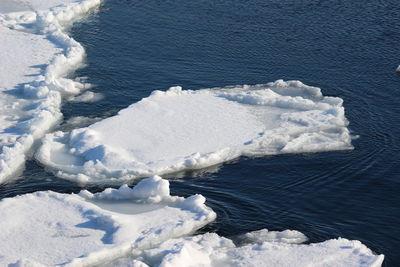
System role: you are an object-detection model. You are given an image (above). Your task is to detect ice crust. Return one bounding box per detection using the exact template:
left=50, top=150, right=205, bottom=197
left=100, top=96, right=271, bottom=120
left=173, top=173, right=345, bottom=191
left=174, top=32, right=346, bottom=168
left=0, top=0, right=101, bottom=182
left=0, top=176, right=216, bottom=266
left=128, top=233, right=384, bottom=267
left=37, top=81, right=353, bottom=183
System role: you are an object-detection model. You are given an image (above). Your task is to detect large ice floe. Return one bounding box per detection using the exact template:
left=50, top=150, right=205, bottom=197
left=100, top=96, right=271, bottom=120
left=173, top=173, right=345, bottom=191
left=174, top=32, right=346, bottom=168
left=0, top=176, right=384, bottom=266
left=127, top=232, right=384, bottom=267
left=0, top=0, right=101, bottom=183
left=37, top=80, right=353, bottom=183
left=0, top=176, right=216, bottom=266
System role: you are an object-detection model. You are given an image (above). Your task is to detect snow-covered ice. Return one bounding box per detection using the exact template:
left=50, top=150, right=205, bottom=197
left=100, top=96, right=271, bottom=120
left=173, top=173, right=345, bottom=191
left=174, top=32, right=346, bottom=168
left=114, top=232, right=384, bottom=267
left=0, top=0, right=79, bottom=13
left=0, top=0, right=101, bottom=183
left=0, top=176, right=216, bottom=266
left=37, top=80, right=353, bottom=183
left=0, top=23, right=61, bottom=181
left=0, top=174, right=383, bottom=266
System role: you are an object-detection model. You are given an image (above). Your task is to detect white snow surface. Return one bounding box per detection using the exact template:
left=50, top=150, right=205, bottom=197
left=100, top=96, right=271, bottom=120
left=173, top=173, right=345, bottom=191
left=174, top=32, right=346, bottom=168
left=0, top=176, right=216, bottom=266
left=0, top=0, right=101, bottom=183
left=37, top=81, right=353, bottom=183
left=0, top=0, right=79, bottom=13
left=128, top=233, right=384, bottom=267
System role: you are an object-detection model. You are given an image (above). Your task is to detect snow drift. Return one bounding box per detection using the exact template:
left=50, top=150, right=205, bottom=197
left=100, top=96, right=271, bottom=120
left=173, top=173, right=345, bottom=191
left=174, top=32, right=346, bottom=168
left=37, top=80, right=353, bottom=183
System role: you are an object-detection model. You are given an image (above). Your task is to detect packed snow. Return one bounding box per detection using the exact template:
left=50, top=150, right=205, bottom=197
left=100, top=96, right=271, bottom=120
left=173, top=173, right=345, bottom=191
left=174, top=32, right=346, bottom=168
left=36, top=81, right=353, bottom=183
left=0, top=0, right=101, bottom=183
left=0, top=176, right=216, bottom=266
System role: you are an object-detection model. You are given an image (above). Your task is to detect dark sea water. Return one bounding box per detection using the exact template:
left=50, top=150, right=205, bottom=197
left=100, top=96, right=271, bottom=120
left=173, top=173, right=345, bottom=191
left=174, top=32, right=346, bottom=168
left=1, top=0, right=400, bottom=265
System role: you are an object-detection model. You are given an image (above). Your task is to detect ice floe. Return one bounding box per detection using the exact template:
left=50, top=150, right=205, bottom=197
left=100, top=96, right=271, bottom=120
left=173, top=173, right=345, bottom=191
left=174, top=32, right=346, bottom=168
left=0, top=0, right=79, bottom=13
left=0, top=176, right=216, bottom=266
left=37, top=80, right=353, bottom=183
left=0, top=174, right=383, bottom=266
left=0, top=0, right=101, bottom=183
left=127, top=233, right=384, bottom=267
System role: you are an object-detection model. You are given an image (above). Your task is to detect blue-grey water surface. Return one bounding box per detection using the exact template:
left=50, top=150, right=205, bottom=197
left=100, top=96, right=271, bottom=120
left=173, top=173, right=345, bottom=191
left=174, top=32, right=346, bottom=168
left=1, top=0, right=400, bottom=265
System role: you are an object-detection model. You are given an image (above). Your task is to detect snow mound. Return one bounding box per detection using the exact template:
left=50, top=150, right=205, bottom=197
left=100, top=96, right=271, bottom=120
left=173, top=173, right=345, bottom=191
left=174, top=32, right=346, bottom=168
left=129, top=233, right=384, bottom=267
left=0, top=0, right=101, bottom=183
left=37, top=81, right=353, bottom=183
left=0, top=176, right=216, bottom=266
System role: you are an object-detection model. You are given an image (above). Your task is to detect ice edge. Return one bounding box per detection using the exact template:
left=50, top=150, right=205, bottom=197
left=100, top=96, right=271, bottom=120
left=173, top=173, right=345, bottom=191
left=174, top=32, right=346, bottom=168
left=0, top=0, right=102, bottom=183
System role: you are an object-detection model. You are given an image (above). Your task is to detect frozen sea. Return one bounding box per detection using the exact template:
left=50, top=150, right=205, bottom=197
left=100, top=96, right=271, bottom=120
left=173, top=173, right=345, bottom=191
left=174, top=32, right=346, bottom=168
left=1, top=0, right=399, bottom=265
